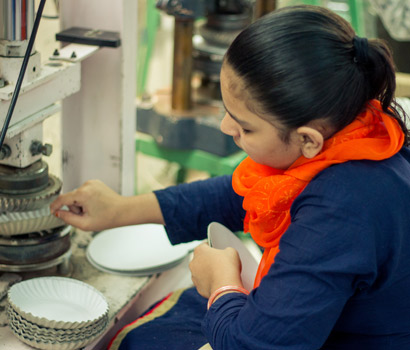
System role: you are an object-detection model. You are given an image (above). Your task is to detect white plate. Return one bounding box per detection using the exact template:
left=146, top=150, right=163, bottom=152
left=86, top=249, right=188, bottom=276
left=207, top=222, right=260, bottom=291
left=8, top=277, right=108, bottom=328
left=8, top=304, right=108, bottom=338
left=86, top=224, right=199, bottom=273
left=0, top=207, right=65, bottom=235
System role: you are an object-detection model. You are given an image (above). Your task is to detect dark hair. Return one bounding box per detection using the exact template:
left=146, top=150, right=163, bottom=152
left=225, top=5, right=410, bottom=144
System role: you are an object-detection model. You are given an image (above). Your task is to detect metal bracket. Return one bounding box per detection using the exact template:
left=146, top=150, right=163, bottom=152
left=49, top=43, right=100, bottom=63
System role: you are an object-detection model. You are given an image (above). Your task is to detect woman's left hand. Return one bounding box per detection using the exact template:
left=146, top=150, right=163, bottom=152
left=189, top=242, right=244, bottom=298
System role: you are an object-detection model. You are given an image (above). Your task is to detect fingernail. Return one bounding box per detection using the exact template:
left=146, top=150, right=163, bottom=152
left=54, top=212, right=59, bottom=218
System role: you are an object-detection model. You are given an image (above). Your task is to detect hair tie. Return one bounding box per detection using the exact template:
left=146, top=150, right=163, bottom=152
left=353, top=36, right=369, bottom=65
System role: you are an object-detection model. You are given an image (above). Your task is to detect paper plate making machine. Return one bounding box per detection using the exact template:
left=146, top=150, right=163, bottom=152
left=0, top=0, right=81, bottom=273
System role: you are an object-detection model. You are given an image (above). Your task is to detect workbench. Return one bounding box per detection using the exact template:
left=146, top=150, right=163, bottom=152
left=0, top=228, right=193, bottom=349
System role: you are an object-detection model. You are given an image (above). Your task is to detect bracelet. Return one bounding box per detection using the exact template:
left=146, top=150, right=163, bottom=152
left=207, top=285, right=249, bottom=310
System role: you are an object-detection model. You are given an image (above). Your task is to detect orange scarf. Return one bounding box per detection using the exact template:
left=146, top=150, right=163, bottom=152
left=232, top=100, right=405, bottom=288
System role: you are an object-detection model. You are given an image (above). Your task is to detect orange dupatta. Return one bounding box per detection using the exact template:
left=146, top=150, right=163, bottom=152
left=232, top=100, right=405, bottom=288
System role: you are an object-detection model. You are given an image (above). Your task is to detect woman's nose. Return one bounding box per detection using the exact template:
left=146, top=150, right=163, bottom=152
left=220, top=113, right=239, bottom=137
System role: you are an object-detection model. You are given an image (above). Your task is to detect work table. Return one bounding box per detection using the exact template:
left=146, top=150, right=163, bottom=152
left=0, top=228, right=192, bottom=349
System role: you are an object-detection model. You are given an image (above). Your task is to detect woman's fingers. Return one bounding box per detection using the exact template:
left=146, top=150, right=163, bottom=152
left=190, top=243, right=243, bottom=298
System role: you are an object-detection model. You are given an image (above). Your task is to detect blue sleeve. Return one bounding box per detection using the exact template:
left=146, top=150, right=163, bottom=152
left=154, top=175, right=246, bottom=245
left=201, top=163, right=393, bottom=349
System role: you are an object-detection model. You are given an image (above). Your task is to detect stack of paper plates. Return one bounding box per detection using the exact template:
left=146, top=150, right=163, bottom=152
left=7, top=277, right=109, bottom=350
left=0, top=207, right=65, bottom=235
left=86, top=224, right=200, bottom=276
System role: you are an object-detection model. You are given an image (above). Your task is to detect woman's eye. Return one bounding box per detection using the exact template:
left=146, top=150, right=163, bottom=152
left=242, top=128, right=251, bottom=134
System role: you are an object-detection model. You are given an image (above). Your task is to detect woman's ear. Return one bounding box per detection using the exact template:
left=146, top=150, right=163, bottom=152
left=296, top=126, right=324, bottom=158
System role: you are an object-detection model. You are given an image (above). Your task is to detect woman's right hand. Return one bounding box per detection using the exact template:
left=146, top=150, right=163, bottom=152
left=50, top=179, right=125, bottom=231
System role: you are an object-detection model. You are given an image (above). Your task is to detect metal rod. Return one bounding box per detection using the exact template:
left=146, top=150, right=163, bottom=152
left=0, top=0, right=34, bottom=41
left=0, top=0, right=46, bottom=149
left=254, top=0, right=276, bottom=18
left=171, top=17, right=193, bottom=111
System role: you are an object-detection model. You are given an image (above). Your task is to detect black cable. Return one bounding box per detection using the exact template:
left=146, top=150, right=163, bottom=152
left=0, top=0, right=47, bottom=150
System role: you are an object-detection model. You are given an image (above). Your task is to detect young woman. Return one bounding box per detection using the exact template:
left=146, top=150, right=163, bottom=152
left=51, top=5, right=410, bottom=349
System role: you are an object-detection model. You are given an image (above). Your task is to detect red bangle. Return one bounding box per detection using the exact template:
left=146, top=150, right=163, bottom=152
left=207, top=285, right=249, bottom=309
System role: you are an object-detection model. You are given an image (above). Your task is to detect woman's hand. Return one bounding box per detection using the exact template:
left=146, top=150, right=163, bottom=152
left=50, top=179, right=125, bottom=231
left=50, top=180, right=165, bottom=232
left=189, top=242, right=244, bottom=298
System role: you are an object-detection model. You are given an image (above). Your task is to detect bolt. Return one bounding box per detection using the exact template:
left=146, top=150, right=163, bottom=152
left=42, top=143, right=53, bottom=156
left=71, top=51, right=77, bottom=59
left=30, top=140, right=42, bottom=155
left=53, top=48, right=60, bottom=56
left=0, top=144, right=11, bottom=160
left=30, top=141, right=53, bottom=156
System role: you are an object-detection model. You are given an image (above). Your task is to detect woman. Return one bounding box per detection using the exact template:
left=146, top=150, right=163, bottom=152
left=51, top=5, right=410, bottom=349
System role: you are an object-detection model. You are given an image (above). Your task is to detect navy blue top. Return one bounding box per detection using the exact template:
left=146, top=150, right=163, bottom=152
left=154, top=148, right=410, bottom=350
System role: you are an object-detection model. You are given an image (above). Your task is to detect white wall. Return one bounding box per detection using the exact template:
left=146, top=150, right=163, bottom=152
left=59, top=0, right=137, bottom=195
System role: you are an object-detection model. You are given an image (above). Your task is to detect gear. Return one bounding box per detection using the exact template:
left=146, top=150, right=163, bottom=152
left=0, top=174, right=62, bottom=212
left=0, top=160, right=49, bottom=195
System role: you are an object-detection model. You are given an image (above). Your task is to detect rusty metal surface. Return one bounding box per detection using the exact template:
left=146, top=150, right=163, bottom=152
left=254, top=0, right=276, bottom=18
left=172, top=18, right=194, bottom=111
left=0, top=226, right=71, bottom=267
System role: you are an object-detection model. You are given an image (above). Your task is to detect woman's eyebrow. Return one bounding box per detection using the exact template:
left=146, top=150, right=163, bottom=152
left=223, top=103, right=252, bottom=128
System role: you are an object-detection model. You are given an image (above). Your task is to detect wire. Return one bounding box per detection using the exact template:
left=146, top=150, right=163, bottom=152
left=0, top=0, right=47, bottom=150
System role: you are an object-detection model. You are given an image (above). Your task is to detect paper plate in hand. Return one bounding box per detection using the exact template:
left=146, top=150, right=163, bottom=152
left=86, top=224, right=199, bottom=275
left=207, top=222, right=260, bottom=291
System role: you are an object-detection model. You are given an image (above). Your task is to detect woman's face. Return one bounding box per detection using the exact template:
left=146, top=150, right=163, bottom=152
left=220, top=64, right=302, bottom=169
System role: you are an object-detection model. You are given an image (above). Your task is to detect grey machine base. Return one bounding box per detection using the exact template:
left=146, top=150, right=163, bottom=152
left=136, top=106, right=239, bottom=157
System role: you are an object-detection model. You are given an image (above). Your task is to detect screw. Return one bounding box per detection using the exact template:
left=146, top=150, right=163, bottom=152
left=71, top=51, right=77, bottom=59
left=53, top=49, right=60, bottom=56
left=30, top=141, right=53, bottom=156
left=0, top=144, right=11, bottom=160
left=42, top=143, right=53, bottom=156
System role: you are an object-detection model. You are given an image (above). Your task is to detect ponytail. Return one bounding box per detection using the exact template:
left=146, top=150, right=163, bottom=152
left=365, top=39, right=410, bottom=145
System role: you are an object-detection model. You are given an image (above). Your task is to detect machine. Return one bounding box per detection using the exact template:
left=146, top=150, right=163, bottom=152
left=137, top=0, right=266, bottom=156
left=0, top=0, right=81, bottom=273
left=0, top=0, right=274, bottom=271
left=0, top=0, right=124, bottom=273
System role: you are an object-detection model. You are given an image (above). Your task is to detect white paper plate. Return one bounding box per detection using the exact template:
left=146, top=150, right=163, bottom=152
left=86, top=249, right=189, bottom=276
left=8, top=277, right=109, bottom=329
left=207, top=222, right=260, bottom=291
left=86, top=224, right=199, bottom=274
left=8, top=319, right=106, bottom=350
left=0, top=207, right=65, bottom=235
left=0, top=207, right=53, bottom=223
left=8, top=304, right=108, bottom=338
